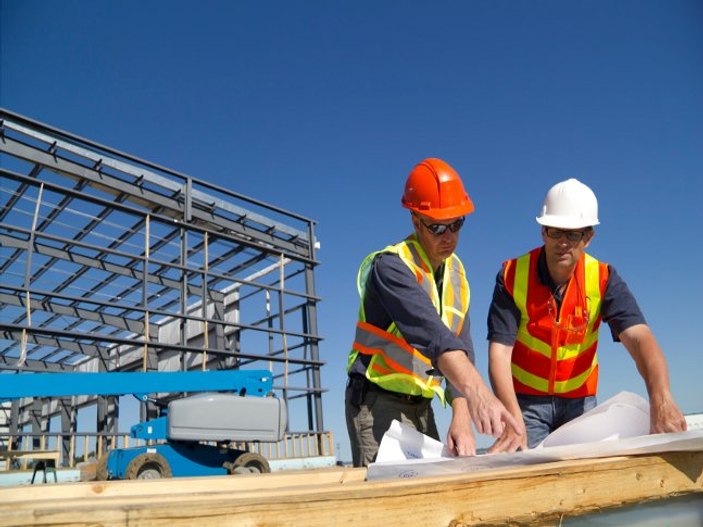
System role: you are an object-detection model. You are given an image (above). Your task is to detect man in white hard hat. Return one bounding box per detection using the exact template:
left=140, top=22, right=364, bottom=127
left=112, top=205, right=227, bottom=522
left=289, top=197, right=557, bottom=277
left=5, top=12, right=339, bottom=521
left=486, top=178, right=687, bottom=451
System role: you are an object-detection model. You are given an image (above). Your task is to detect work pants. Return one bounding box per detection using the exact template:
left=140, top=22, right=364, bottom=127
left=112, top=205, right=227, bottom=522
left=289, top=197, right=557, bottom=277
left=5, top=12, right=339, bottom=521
left=345, top=378, right=437, bottom=467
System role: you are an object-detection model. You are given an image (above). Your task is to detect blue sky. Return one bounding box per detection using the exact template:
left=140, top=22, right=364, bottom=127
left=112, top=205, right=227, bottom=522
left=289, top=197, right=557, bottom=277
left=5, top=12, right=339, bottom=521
left=2, top=0, right=702, bottom=460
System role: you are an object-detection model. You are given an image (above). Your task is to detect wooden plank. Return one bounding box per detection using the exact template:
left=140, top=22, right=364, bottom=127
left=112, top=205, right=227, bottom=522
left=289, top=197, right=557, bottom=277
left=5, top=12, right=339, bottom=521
left=0, top=452, right=701, bottom=526
left=0, top=449, right=60, bottom=472
left=0, top=465, right=366, bottom=501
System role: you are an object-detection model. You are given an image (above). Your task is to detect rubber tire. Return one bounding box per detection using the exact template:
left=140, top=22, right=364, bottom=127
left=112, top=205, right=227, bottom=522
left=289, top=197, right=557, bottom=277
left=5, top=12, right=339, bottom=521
left=228, top=452, right=270, bottom=474
left=124, top=452, right=172, bottom=480
left=95, top=453, right=110, bottom=481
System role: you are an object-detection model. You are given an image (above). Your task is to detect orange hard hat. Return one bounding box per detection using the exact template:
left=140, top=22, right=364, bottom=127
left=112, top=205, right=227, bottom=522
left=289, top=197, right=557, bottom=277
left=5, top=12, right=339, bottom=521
left=401, top=158, right=475, bottom=220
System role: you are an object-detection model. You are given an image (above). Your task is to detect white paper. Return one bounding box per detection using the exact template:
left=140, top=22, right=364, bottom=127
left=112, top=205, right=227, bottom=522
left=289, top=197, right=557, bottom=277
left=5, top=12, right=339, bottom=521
left=535, top=391, right=650, bottom=448
left=368, top=429, right=703, bottom=480
left=368, top=391, right=703, bottom=481
left=376, top=419, right=450, bottom=461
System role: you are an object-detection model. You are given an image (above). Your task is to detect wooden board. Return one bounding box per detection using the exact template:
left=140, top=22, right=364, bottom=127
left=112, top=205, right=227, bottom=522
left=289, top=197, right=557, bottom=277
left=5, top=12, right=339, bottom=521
left=1, top=451, right=701, bottom=527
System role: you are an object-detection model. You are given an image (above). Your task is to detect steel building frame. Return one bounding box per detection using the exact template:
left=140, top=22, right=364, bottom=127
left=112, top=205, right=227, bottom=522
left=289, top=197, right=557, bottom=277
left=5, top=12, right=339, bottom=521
left=0, top=108, right=325, bottom=459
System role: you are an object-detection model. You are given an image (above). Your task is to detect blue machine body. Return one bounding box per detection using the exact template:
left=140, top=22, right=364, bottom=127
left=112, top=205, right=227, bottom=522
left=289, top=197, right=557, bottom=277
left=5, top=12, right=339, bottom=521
left=130, top=416, right=169, bottom=440
left=0, top=369, right=273, bottom=402
left=1, top=369, right=277, bottom=479
left=106, top=442, right=241, bottom=479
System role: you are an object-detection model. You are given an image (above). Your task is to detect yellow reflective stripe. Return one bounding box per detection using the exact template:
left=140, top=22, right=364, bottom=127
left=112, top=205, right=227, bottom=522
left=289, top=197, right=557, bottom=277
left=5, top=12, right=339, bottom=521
left=514, top=358, right=599, bottom=394
left=443, top=254, right=469, bottom=334
left=513, top=252, right=552, bottom=356
left=556, top=333, right=598, bottom=361
left=443, top=305, right=465, bottom=318
left=517, top=333, right=552, bottom=357
left=554, top=356, right=598, bottom=392
left=513, top=253, right=529, bottom=311
left=369, top=370, right=443, bottom=401
left=584, top=254, right=602, bottom=332
left=511, top=363, right=549, bottom=392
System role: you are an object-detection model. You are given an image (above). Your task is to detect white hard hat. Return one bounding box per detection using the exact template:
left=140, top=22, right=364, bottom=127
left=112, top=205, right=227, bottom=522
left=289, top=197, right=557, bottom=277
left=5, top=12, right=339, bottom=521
left=536, top=178, right=600, bottom=229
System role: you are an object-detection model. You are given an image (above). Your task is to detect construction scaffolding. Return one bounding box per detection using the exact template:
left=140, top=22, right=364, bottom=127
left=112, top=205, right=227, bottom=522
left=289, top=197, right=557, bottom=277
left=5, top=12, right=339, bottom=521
left=0, top=108, right=326, bottom=463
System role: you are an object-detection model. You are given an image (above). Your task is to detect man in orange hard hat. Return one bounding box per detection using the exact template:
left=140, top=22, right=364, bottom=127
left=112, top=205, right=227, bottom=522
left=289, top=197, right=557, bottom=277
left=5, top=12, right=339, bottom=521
left=345, top=158, right=520, bottom=467
left=487, top=178, right=687, bottom=452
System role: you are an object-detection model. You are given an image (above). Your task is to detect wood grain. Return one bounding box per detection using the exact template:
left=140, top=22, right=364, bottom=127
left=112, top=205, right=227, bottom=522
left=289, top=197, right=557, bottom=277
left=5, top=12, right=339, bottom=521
left=1, top=452, right=701, bottom=527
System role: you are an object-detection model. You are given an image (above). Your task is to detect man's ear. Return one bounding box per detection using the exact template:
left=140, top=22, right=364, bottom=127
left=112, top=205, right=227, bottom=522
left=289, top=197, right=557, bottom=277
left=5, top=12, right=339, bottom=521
left=583, top=229, right=595, bottom=248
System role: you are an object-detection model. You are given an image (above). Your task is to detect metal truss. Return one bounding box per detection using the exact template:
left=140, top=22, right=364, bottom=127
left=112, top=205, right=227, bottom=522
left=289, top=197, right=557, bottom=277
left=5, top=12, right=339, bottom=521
left=0, top=108, right=325, bottom=445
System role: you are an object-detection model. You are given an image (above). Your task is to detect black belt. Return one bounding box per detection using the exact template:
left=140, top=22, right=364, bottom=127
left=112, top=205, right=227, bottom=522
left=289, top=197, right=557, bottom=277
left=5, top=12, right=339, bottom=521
left=365, top=380, right=427, bottom=404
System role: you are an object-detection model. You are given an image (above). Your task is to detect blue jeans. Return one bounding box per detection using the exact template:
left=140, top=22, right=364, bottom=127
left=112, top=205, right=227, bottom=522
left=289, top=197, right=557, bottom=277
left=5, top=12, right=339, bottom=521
left=517, top=394, right=597, bottom=448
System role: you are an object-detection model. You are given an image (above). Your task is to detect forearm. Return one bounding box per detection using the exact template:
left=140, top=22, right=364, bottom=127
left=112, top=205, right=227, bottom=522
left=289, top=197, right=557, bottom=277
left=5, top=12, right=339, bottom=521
left=437, top=349, right=520, bottom=437
left=488, top=342, right=521, bottom=416
left=621, top=324, right=671, bottom=400
left=437, top=350, right=491, bottom=400
left=620, top=324, right=687, bottom=433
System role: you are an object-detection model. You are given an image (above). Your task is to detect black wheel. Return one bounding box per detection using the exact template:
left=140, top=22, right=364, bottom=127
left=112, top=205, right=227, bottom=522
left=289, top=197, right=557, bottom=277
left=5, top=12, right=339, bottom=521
left=95, top=453, right=110, bottom=481
left=227, top=452, right=270, bottom=474
left=124, top=452, right=172, bottom=480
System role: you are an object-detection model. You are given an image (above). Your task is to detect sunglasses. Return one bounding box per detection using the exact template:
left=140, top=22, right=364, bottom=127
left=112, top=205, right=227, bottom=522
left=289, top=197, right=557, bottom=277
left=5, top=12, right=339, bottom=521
left=544, top=227, right=590, bottom=242
left=417, top=216, right=465, bottom=236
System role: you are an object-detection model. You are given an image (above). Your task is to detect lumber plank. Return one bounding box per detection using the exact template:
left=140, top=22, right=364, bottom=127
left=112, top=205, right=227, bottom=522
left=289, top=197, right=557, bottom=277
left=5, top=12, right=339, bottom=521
left=1, top=451, right=701, bottom=527
left=0, top=465, right=366, bottom=502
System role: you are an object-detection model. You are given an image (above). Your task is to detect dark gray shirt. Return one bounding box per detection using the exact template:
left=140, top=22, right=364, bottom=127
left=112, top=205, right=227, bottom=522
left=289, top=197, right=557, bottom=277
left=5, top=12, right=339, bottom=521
left=487, top=247, right=646, bottom=346
left=349, top=251, right=475, bottom=400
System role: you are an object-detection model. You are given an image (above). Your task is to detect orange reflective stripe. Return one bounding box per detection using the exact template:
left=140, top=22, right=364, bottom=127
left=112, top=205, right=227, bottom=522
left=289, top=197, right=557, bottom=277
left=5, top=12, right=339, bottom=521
left=354, top=321, right=432, bottom=380
left=369, top=360, right=399, bottom=377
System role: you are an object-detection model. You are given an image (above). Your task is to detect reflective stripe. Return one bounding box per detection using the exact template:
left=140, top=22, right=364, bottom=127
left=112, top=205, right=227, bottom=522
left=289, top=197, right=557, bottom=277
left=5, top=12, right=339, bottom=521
left=508, top=248, right=608, bottom=396
left=354, top=320, right=432, bottom=377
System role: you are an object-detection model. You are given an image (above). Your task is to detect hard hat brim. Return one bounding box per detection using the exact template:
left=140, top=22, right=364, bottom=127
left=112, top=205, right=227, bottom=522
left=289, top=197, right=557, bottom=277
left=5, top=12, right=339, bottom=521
left=536, top=215, right=599, bottom=229
left=404, top=200, right=475, bottom=221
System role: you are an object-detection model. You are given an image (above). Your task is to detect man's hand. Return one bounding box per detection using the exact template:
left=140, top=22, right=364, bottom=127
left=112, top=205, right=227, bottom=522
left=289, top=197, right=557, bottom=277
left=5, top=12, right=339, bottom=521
left=487, top=413, right=527, bottom=453
left=464, top=383, right=521, bottom=438
left=650, top=394, right=687, bottom=434
left=447, top=397, right=476, bottom=456
left=619, top=325, right=687, bottom=435
left=437, top=350, right=522, bottom=440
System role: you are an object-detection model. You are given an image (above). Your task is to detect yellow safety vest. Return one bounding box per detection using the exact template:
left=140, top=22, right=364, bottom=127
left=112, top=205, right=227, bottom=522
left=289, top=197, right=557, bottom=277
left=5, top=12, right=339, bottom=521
left=347, top=235, right=470, bottom=405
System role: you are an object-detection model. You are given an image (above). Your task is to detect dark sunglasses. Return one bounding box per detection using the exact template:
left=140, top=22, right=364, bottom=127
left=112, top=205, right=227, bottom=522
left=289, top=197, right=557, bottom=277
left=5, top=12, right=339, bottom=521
left=544, top=227, right=590, bottom=242
left=417, top=216, right=465, bottom=236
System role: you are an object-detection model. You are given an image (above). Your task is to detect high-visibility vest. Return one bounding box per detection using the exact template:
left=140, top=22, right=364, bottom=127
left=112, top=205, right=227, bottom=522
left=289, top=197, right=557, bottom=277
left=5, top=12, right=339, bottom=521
left=504, top=248, right=609, bottom=397
left=347, top=235, right=470, bottom=405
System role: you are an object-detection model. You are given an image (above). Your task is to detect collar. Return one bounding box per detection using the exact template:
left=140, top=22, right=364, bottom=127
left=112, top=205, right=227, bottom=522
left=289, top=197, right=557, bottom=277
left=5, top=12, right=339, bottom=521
left=537, top=247, right=567, bottom=298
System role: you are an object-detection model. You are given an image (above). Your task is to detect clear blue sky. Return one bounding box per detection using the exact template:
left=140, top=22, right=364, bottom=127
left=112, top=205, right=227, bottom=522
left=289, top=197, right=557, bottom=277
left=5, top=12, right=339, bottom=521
left=2, top=0, right=701, bottom=460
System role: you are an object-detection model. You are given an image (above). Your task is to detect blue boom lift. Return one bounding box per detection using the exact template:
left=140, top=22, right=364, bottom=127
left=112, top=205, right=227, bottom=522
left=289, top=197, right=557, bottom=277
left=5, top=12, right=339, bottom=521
left=0, top=370, right=287, bottom=479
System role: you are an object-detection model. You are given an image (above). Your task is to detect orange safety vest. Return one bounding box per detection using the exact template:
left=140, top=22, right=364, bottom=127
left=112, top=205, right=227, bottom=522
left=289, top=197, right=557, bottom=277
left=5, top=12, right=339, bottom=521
left=504, top=248, right=609, bottom=397
left=347, top=235, right=470, bottom=405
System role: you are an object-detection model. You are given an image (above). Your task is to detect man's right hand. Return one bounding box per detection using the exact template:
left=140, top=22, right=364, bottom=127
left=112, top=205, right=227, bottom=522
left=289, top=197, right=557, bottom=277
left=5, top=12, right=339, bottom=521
left=465, top=382, right=523, bottom=439
left=437, top=350, right=522, bottom=440
left=487, top=414, right=527, bottom=453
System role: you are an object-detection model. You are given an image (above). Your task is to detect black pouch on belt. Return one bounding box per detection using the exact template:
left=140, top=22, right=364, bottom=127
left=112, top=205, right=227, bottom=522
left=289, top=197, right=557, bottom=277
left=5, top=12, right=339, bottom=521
left=347, top=376, right=368, bottom=408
